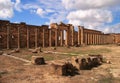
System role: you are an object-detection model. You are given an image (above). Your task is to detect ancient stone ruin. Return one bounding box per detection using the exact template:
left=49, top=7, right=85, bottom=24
left=0, top=20, right=120, bottom=49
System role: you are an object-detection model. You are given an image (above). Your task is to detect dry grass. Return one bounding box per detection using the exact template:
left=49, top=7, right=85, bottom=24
left=0, top=45, right=120, bottom=83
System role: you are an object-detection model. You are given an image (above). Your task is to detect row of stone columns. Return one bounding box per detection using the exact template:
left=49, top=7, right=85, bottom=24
left=5, top=24, right=114, bottom=49
left=49, top=29, right=73, bottom=47
left=84, top=33, right=104, bottom=45
left=77, top=26, right=112, bottom=45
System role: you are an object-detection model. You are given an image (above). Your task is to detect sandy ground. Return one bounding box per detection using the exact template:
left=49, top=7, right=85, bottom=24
left=0, top=45, right=120, bottom=83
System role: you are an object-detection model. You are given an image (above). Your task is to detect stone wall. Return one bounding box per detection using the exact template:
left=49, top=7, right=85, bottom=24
left=0, top=20, right=120, bottom=49
left=114, top=34, right=120, bottom=44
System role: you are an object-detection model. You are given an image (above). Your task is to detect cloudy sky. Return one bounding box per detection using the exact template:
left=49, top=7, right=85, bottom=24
left=0, top=0, right=120, bottom=33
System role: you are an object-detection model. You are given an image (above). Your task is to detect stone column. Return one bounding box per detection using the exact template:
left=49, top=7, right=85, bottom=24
left=103, top=35, right=105, bottom=44
left=94, top=34, right=96, bottom=45
left=27, top=26, right=29, bottom=48
left=49, top=29, right=52, bottom=47
left=71, top=26, right=74, bottom=46
left=35, top=27, right=38, bottom=48
left=60, top=30, right=63, bottom=46
left=87, top=33, right=90, bottom=45
left=91, top=34, right=93, bottom=45
left=43, top=28, right=45, bottom=47
left=78, top=27, right=80, bottom=45
left=85, top=33, right=88, bottom=45
left=92, top=34, right=94, bottom=45
left=98, top=34, right=100, bottom=45
left=18, top=26, right=20, bottom=49
left=7, top=24, right=10, bottom=49
left=101, top=34, right=104, bottom=45
left=65, top=30, right=68, bottom=46
left=89, top=34, right=91, bottom=45
left=80, top=26, right=84, bottom=45
left=96, top=34, right=98, bottom=45
left=100, top=34, right=102, bottom=45
left=55, top=29, right=58, bottom=47
left=95, top=34, right=97, bottom=45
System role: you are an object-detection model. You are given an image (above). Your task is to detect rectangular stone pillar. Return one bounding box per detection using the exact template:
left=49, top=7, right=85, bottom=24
left=18, top=26, right=20, bottom=49
left=98, top=34, right=100, bottom=45
left=55, top=29, right=58, bottom=47
left=43, top=28, right=45, bottom=47
left=71, top=26, right=74, bottom=46
left=94, top=34, right=96, bottom=45
left=85, top=33, right=88, bottom=45
left=87, top=33, right=90, bottom=45
left=100, top=34, right=102, bottom=45
left=95, top=34, right=97, bottom=45
left=35, top=27, right=38, bottom=48
left=60, top=30, right=63, bottom=46
left=65, top=30, right=68, bottom=46
left=93, top=34, right=95, bottom=45
left=7, top=24, right=10, bottom=49
left=78, top=27, right=80, bottom=45
left=49, top=29, right=52, bottom=47
left=91, top=34, right=93, bottom=45
left=80, top=26, right=84, bottom=45
left=27, top=26, right=29, bottom=48
left=96, top=34, right=98, bottom=45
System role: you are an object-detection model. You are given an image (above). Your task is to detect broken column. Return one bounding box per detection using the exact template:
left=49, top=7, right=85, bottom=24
left=50, top=62, right=77, bottom=76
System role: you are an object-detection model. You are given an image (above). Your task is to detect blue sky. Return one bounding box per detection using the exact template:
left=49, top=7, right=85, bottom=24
left=0, top=0, right=120, bottom=33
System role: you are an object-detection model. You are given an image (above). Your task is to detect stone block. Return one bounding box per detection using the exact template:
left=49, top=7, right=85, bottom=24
left=50, top=62, right=78, bottom=76
left=31, top=56, right=45, bottom=65
left=0, top=51, right=3, bottom=55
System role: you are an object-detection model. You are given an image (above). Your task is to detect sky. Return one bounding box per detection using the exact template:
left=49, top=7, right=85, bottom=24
left=0, top=0, right=120, bottom=33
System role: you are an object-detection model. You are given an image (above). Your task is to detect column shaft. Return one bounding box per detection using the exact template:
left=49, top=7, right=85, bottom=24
left=78, top=27, right=80, bottom=45
left=18, top=27, right=20, bottom=49
left=49, top=29, right=52, bottom=47
left=55, top=29, right=58, bottom=47
left=35, top=27, right=38, bottom=48
left=7, top=25, right=10, bottom=49
left=80, top=27, right=84, bottom=45
left=27, top=27, right=29, bottom=48
left=43, top=28, right=45, bottom=47
left=71, top=27, right=74, bottom=46
left=60, top=30, right=63, bottom=46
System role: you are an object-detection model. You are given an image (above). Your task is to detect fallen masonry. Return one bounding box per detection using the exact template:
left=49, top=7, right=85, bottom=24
left=31, top=54, right=107, bottom=76
left=31, top=56, right=45, bottom=65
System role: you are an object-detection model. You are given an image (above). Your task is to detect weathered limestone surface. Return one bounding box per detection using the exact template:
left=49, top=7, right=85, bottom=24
left=0, top=20, right=120, bottom=49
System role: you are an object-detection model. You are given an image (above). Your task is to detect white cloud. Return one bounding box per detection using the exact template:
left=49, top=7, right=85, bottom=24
left=23, top=4, right=40, bottom=9
left=49, top=12, right=67, bottom=24
left=36, top=8, right=45, bottom=16
left=14, top=0, right=21, bottom=12
left=0, top=0, right=14, bottom=18
left=62, top=0, right=120, bottom=10
left=98, top=23, right=120, bottom=33
left=67, top=9, right=113, bottom=29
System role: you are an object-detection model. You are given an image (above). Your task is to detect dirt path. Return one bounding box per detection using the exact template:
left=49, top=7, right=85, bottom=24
left=2, top=53, right=31, bottom=63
